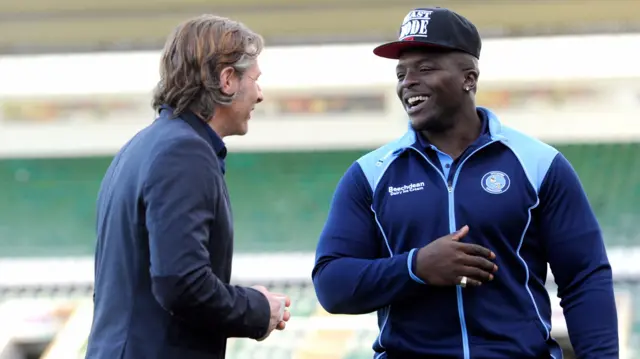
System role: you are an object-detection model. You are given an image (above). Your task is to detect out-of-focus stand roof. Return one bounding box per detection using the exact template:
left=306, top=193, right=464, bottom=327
left=0, top=0, right=639, bottom=54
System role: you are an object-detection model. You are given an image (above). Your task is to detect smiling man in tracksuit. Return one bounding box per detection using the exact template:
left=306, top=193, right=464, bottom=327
left=312, top=7, right=618, bottom=359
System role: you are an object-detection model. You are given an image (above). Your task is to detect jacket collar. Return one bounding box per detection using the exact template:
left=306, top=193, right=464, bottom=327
left=398, top=106, right=505, bottom=151
left=159, top=105, right=227, bottom=160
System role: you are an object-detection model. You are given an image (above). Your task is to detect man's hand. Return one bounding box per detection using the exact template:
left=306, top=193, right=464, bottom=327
left=251, top=285, right=291, bottom=341
left=415, top=225, right=498, bottom=287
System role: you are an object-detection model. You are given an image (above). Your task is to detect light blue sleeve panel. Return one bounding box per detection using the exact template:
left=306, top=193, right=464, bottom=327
left=494, top=125, right=559, bottom=194
left=357, top=129, right=416, bottom=193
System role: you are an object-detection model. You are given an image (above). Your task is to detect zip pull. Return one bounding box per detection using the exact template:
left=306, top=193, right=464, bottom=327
left=447, top=181, right=453, bottom=192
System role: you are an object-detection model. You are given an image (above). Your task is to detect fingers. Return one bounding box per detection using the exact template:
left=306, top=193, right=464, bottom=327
left=454, top=240, right=498, bottom=285
left=450, top=225, right=469, bottom=241
left=458, top=242, right=495, bottom=260
left=448, top=225, right=495, bottom=260
left=276, top=311, right=291, bottom=331
left=271, top=293, right=291, bottom=307
left=265, top=292, right=290, bottom=334
left=460, top=254, right=498, bottom=274
left=458, top=265, right=495, bottom=283
left=455, top=275, right=482, bottom=287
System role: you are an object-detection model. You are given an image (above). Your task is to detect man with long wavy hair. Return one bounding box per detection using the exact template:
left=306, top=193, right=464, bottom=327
left=86, top=15, right=290, bottom=359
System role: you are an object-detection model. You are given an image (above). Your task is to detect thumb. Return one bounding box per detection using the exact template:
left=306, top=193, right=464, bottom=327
left=450, top=225, right=469, bottom=241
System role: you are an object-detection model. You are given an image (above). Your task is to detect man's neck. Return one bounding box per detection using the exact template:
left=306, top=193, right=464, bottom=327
left=421, top=107, right=482, bottom=159
left=195, top=111, right=227, bottom=138
left=209, top=120, right=226, bottom=138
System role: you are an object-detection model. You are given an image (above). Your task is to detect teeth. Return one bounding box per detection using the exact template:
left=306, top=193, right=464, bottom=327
left=407, top=96, right=428, bottom=106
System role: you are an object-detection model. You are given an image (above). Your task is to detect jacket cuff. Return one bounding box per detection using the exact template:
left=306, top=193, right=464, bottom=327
left=407, top=248, right=426, bottom=284
left=244, top=287, right=272, bottom=339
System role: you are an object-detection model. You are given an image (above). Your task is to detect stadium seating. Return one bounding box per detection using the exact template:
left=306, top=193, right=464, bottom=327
left=1, top=143, right=639, bottom=258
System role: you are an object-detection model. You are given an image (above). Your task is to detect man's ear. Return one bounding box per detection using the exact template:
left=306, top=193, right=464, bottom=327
left=463, top=68, right=479, bottom=92
left=220, top=66, right=239, bottom=96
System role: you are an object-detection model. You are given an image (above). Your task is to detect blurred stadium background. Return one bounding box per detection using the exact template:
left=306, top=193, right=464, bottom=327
left=0, top=1, right=639, bottom=358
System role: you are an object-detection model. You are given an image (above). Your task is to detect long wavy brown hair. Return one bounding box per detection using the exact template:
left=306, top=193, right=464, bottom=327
left=152, top=15, right=264, bottom=120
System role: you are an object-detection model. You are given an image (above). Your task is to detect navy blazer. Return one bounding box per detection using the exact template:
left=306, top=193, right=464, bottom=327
left=85, top=108, right=270, bottom=359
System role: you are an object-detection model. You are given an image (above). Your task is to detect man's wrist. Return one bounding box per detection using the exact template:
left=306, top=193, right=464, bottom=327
left=245, top=287, right=272, bottom=340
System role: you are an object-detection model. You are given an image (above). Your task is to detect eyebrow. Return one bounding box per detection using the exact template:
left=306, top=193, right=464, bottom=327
left=397, top=59, right=437, bottom=71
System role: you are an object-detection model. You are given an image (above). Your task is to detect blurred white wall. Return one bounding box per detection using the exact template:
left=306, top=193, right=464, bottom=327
left=0, top=33, right=639, bottom=157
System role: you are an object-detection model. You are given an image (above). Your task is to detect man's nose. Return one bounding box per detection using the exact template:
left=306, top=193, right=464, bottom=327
left=256, top=83, right=264, bottom=103
left=401, top=71, right=420, bottom=89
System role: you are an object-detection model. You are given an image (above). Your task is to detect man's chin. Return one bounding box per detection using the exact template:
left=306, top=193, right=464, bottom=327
left=409, top=118, right=431, bottom=132
left=235, top=121, right=249, bottom=136
left=410, top=112, right=452, bottom=133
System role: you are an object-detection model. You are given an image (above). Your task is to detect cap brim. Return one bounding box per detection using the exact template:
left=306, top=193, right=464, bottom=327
left=373, top=41, right=455, bottom=59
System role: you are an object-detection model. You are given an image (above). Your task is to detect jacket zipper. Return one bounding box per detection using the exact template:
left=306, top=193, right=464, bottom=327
left=409, top=140, right=496, bottom=359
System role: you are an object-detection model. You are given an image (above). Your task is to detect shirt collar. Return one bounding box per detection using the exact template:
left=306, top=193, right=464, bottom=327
left=201, top=121, right=228, bottom=161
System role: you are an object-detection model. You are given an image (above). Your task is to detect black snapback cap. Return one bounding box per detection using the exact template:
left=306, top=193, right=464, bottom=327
left=373, top=7, right=481, bottom=60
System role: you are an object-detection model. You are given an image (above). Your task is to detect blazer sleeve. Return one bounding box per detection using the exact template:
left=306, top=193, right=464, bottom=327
left=143, top=136, right=270, bottom=340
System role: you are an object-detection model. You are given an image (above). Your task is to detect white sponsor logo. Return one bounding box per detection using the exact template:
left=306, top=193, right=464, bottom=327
left=388, top=182, right=425, bottom=196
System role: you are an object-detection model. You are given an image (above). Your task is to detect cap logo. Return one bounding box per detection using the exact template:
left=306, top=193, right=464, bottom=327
left=399, top=10, right=433, bottom=40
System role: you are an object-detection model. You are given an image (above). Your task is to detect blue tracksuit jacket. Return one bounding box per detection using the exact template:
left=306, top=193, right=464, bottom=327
left=312, top=107, right=618, bottom=359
